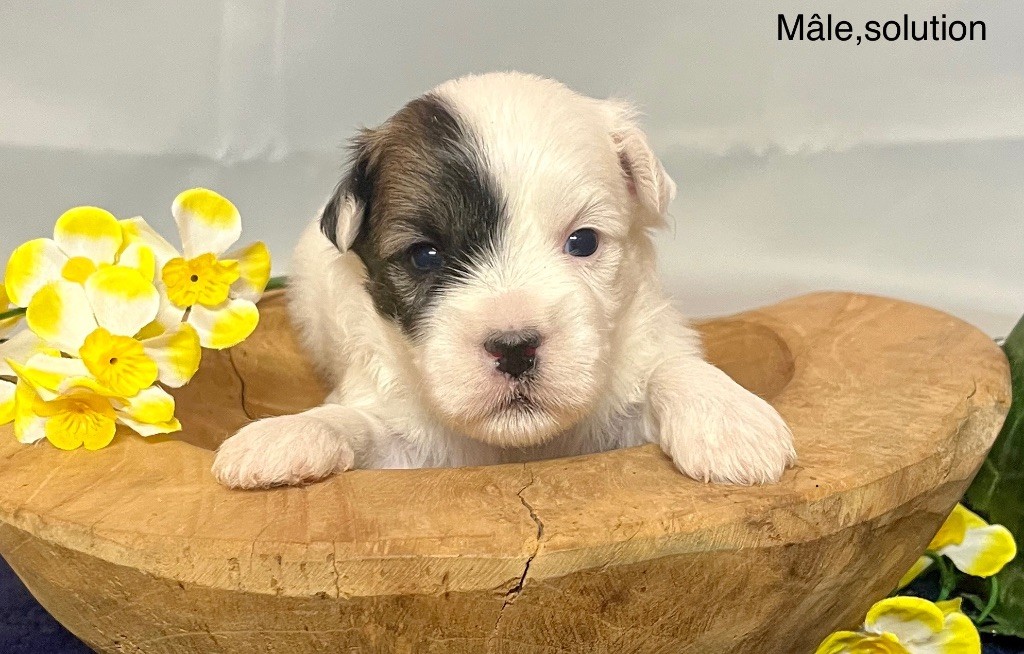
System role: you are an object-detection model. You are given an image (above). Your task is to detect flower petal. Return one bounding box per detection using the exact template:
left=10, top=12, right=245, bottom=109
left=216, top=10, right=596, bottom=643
left=158, top=289, right=187, bottom=323
left=815, top=631, right=866, bottom=654
left=815, top=631, right=908, bottom=654
left=117, top=384, right=176, bottom=423
left=7, top=357, right=62, bottom=398
left=81, top=423, right=118, bottom=450
left=117, top=414, right=181, bottom=437
left=226, top=241, right=271, bottom=302
left=0, top=380, right=15, bottom=425
left=864, top=596, right=944, bottom=642
left=134, top=282, right=189, bottom=340
left=0, top=329, right=54, bottom=376
left=4, top=238, right=68, bottom=307
left=933, top=598, right=964, bottom=617
left=172, top=188, right=241, bottom=258
left=188, top=298, right=259, bottom=349
left=897, top=556, right=933, bottom=590
left=161, top=254, right=238, bottom=308
left=36, top=390, right=118, bottom=451
left=142, top=322, right=201, bottom=387
left=79, top=327, right=158, bottom=397
left=120, top=217, right=181, bottom=270
left=940, top=523, right=1017, bottom=577
left=60, top=257, right=98, bottom=284
left=13, top=381, right=46, bottom=444
left=53, top=206, right=122, bottom=264
left=85, top=266, right=159, bottom=337
left=117, top=242, right=157, bottom=282
left=25, top=280, right=97, bottom=353
left=957, top=504, right=992, bottom=531
left=9, top=353, right=97, bottom=401
left=928, top=505, right=971, bottom=551
left=911, top=610, right=981, bottom=654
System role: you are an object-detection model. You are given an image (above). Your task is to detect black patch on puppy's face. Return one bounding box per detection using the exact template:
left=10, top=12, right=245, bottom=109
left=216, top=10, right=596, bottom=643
left=324, top=94, right=506, bottom=336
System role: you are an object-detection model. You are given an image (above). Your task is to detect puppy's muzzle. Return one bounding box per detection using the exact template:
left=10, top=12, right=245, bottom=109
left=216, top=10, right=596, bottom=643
left=484, top=330, right=541, bottom=378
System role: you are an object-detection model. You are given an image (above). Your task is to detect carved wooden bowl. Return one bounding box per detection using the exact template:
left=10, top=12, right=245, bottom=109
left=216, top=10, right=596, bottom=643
left=0, top=291, right=1010, bottom=653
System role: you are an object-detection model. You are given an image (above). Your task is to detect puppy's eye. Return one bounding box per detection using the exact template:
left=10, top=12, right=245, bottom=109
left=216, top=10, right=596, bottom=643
left=563, top=228, right=599, bottom=257
left=408, top=243, right=443, bottom=271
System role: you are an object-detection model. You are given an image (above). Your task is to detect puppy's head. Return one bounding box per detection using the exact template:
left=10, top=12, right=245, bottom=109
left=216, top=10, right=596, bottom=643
left=322, top=72, right=675, bottom=447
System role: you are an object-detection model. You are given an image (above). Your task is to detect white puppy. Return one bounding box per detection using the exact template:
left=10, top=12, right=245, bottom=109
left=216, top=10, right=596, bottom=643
left=212, top=72, right=795, bottom=489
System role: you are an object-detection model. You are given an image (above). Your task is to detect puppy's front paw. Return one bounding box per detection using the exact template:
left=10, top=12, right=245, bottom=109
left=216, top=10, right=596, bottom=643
left=212, top=414, right=354, bottom=489
left=662, top=383, right=796, bottom=485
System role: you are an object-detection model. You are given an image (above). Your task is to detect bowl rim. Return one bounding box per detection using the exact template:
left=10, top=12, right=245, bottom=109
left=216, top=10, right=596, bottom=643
left=0, top=291, right=1010, bottom=599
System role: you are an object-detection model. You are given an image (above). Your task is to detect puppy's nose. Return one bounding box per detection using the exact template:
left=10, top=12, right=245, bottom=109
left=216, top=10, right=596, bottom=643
left=484, top=330, right=541, bottom=378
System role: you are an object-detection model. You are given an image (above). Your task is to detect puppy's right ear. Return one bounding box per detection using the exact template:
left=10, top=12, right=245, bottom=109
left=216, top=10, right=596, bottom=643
left=320, top=134, right=374, bottom=251
left=602, top=100, right=676, bottom=229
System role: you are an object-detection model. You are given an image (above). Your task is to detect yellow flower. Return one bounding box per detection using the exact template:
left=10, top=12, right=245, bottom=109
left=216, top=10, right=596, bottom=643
left=20, top=267, right=200, bottom=391
left=816, top=597, right=980, bottom=654
left=161, top=253, right=239, bottom=307
left=0, top=205, right=219, bottom=448
left=120, top=189, right=270, bottom=349
left=79, top=328, right=159, bottom=397
left=899, top=504, right=1017, bottom=588
left=34, top=388, right=118, bottom=451
left=9, top=358, right=183, bottom=447
left=4, top=207, right=136, bottom=305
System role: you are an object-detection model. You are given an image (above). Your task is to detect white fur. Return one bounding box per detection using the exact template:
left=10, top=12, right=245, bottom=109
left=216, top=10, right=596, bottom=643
left=212, top=72, right=796, bottom=489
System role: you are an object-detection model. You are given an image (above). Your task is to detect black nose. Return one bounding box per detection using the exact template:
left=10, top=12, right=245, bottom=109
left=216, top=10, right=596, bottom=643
left=484, top=330, right=541, bottom=378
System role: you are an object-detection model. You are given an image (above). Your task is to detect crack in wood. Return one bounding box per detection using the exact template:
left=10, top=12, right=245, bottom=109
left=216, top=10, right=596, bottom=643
left=489, top=465, right=543, bottom=648
left=226, top=349, right=256, bottom=421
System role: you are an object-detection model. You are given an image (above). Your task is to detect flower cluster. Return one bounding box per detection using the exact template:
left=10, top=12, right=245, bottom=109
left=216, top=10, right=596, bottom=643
left=0, top=189, right=270, bottom=450
left=816, top=596, right=980, bottom=653
left=818, top=503, right=1017, bottom=653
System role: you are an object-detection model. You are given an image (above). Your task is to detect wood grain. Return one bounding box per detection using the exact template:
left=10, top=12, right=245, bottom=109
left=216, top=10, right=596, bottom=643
left=0, top=291, right=1010, bottom=653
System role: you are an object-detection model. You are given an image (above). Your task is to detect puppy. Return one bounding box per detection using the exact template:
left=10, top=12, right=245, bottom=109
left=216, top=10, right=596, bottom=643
left=212, top=72, right=795, bottom=489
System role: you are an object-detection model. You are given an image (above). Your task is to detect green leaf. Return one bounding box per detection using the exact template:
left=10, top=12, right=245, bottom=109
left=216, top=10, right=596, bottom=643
left=960, top=592, right=986, bottom=615
left=964, top=312, right=1024, bottom=634
left=0, top=306, right=25, bottom=322
left=979, top=612, right=1024, bottom=638
left=265, top=275, right=288, bottom=291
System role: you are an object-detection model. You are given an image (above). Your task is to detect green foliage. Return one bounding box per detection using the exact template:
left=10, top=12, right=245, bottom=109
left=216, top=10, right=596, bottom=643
left=964, top=314, right=1024, bottom=636
left=0, top=306, right=25, bottom=322
left=264, top=275, right=288, bottom=291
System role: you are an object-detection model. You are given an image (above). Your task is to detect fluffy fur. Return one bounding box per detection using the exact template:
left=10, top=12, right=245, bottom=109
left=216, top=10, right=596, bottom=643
left=212, top=72, right=796, bottom=489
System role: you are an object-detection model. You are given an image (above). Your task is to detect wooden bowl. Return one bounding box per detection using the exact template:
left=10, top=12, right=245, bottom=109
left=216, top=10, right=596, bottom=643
left=0, top=292, right=1009, bottom=654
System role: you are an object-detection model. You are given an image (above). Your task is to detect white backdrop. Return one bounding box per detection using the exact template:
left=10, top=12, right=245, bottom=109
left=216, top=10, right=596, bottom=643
left=1, top=1, right=1021, bottom=334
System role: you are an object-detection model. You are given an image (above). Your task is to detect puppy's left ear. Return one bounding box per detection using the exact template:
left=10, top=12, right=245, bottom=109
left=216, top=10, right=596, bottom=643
left=320, top=131, right=374, bottom=251
left=319, top=188, right=363, bottom=252
left=604, top=100, right=677, bottom=228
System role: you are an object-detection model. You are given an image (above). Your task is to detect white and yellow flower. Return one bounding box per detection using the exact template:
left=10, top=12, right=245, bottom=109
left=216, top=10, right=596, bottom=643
left=3, top=206, right=156, bottom=307
left=2, top=189, right=272, bottom=450
left=1, top=265, right=198, bottom=447
left=7, top=275, right=194, bottom=448
left=9, top=364, right=181, bottom=449
left=120, top=188, right=270, bottom=349
left=816, top=597, right=980, bottom=654
left=899, top=504, right=1017, bottom=588
left=19, top=266, right=201, bottom=396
